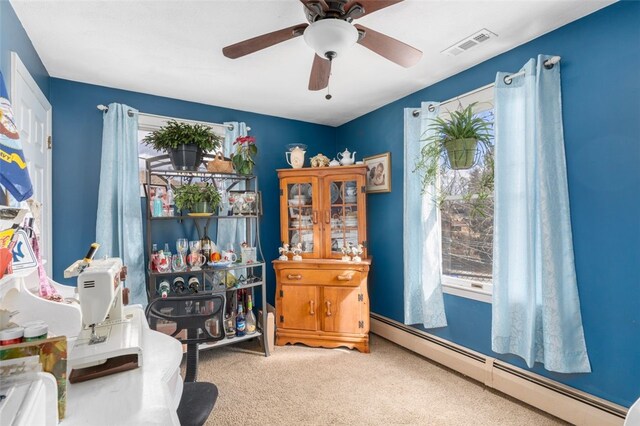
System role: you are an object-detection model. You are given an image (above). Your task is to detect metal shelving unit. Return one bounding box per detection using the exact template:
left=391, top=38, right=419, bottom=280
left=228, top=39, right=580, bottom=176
left=145, top=154, right=269, bottom=356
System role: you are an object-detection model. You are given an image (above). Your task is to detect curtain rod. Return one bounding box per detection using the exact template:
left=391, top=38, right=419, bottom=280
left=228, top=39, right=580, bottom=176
left=96, top=104, right=249, bottom=131
left=412, top=56, right=562, bottom=117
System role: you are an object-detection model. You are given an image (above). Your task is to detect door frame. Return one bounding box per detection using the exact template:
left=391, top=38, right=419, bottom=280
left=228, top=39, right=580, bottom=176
left=10, top=52, right=53, bottom=276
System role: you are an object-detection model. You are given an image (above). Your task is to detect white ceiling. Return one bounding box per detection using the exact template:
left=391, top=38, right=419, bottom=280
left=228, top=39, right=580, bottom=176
left=11, top=0, right=613, bottom=127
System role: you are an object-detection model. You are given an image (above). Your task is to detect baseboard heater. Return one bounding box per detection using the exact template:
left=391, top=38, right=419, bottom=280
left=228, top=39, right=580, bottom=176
left=370, top=313, right=628, bottom=426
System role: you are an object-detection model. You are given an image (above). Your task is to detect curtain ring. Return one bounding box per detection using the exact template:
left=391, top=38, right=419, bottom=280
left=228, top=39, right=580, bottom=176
left=412, top=110, right=420, bottom=117
left=503, top=75, right=513, bottom=85
left=427, top=104, right=435, bottom=112
left=544, top=62, right=554, bottom=70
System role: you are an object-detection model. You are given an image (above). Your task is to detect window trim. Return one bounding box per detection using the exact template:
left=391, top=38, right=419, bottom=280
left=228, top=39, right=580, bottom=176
left=436, top=85, right=494, bottom=302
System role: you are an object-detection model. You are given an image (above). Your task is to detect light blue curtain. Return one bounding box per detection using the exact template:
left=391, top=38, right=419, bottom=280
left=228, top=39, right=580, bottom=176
left=217, top=122, right=247, bottom=254
left=96, top=103, right=146, bottom=306
left=403, top=102, right=447, bottom=328
left=492, top=55, right=590, bottom=373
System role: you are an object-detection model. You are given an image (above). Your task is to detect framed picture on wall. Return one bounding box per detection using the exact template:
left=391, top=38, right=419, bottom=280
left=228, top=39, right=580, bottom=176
left=363, top=152, right=391, bottom=193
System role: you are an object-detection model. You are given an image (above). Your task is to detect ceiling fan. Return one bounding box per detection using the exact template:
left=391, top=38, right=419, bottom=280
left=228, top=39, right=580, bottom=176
left=222, top=0, right=422, bottom=92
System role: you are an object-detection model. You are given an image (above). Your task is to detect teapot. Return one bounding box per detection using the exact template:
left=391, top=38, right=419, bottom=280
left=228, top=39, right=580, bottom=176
left=286, top=146, right=306, bottom=169
left=337, top=148, right=356, bottom=166
left=329, top=158, right=340, bottom=167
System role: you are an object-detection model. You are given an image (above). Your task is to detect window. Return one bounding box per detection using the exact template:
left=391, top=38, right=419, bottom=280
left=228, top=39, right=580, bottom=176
left=437, top=87, right=494, bottom=303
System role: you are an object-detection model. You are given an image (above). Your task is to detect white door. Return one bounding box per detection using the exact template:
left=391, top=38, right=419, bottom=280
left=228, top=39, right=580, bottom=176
left=10, top=52, right=53, bottom=277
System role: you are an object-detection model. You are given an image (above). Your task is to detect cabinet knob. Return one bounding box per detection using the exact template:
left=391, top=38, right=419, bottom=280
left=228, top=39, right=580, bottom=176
left=312, top=210, right=318, bottom=224
left=324, top=210, right=330, bottom=224
left=287, top=274, right=302, bottom=280
left=326, top=300, right=332, bottom=316
left=309, top=300, right=315, bottom=315
left=337, top=274, right=352, bottom=281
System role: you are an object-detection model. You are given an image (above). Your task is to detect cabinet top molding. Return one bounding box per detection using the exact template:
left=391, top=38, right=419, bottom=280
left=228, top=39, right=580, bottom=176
left=277, top=164, right=367, bottom=177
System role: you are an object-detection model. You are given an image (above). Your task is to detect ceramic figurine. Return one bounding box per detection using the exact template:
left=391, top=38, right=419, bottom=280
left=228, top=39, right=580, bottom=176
left=291, top=243, right=303, bottom=261
left=341, top=244, right=352, bottom=262
left=351, top=243, right=364, bottom=262
left=310, top=153, right=330, bottom=168
left=278, top=244, right=290, bottom=261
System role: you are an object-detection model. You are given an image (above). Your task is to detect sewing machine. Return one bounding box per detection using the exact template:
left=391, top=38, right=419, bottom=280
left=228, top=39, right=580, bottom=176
left=0, top=260, right=183, bottom=424
left=66, top=257, right=143, bottom=383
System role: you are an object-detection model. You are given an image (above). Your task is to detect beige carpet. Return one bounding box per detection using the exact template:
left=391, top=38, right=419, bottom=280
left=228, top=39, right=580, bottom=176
left=192, top=335, right=565, bottom=426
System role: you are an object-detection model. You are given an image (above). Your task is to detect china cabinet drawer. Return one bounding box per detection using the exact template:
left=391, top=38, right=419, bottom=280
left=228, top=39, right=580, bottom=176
left=279, top=268, right=363, bottom=287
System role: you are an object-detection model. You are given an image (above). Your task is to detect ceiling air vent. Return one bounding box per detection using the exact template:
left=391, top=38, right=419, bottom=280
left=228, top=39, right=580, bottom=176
left=441, top=29, right=497, bottom=56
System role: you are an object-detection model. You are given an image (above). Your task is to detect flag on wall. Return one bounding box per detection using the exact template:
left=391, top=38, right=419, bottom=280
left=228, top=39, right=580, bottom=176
left=0, top=71, right=33, bottom=202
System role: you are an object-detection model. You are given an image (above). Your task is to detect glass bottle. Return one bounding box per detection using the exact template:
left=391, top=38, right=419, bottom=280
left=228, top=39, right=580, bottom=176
left=201, top=235, right=212, bottom=263
left=164, top=243, right=171, bottom=257
left=165, top=186, right=175, bottom=217
left=188, top=276, right=200, bottom=293
left=172, top=276, right=186, bottom=294
left=245, top=295, right=257, bottom=335
left=235, top=303, right=246, bottom=337
left=150, top=243, right=158, bottom=271
left=157, top=279, right=170, bottom=299
left=153, top=188, right=164, bottom=217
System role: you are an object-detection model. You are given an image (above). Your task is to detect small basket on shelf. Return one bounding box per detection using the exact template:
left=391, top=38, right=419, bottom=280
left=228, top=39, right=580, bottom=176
left=207, top=153, right=234, bottom=174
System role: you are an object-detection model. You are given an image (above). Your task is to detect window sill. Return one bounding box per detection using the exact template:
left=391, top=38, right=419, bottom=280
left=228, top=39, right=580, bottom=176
left=442, top=277, right=492, bottom=304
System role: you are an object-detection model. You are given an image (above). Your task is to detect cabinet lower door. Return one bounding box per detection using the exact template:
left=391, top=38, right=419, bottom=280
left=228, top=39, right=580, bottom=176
left=321, top=286, right=362, bottom=334
left=280, top=285, right=319, bottom=331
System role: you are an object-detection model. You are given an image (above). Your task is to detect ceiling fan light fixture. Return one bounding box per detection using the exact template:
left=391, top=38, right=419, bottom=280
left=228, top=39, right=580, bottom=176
left=303, top=19, right=358, bottom=60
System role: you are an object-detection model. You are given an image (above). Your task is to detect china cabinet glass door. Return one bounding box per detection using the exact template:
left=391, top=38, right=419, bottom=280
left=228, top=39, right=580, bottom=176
left=280, top=177, right=321, bottom=258
left=322, top=174, right=366, bottom=259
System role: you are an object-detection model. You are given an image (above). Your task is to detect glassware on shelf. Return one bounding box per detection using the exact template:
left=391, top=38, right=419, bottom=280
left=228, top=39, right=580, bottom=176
left=241, top=245, right=257, bottom=264
left=187, top=252, right=206, bottom=271
left=242, top=192, right=257, bottom=215
left=152, top=251, right=171, bottom=273
left=189, top=240, right=201, bottom=253
left=171, top=253, right=186, bottom=272
left=231, top=193, right=245, bottom=216
left=176, top=238, right=188, bottom=255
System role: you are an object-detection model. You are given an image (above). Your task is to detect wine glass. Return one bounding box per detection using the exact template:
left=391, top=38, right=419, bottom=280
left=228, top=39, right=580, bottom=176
left=243, top=192, right=257, bottom=215
left=171, top=253, right=186, bottom=272
left=189, top=240, right=201, bottom=254
left=176, top=238, right=188, bottom=254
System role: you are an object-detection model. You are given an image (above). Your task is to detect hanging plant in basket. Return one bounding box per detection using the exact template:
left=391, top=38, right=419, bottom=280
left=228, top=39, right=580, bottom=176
left=143, top=120, right=223, bottom=171
left=415, top=102, right=494, bottom=216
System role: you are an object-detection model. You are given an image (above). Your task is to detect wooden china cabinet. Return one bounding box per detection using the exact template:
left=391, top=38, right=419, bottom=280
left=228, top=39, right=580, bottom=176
left=273, top=165, right=370, bottom=353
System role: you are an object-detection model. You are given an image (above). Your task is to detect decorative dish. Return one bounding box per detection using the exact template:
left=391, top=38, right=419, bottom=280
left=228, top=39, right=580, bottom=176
left=331, top=182, right=340, bottom=204
left=290, top=183, right=312, bottom=199
left=208, top=260, right=233, bottom=269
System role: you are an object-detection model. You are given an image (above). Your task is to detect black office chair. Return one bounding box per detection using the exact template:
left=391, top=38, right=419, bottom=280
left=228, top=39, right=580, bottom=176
left=146, top=293, right=226, bottom=426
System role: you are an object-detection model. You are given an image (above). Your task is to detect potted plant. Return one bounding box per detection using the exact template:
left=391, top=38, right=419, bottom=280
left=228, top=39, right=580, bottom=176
left=174, top=183, right=221, bottom=214
left=143, top=120, right=222, bottom=171
left=415, top=103, right=494, bottom=216
left=231, top=135, right=257, bottom=175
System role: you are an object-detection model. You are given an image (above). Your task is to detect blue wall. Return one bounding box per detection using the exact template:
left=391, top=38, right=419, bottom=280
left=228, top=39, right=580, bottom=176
left=335, top=1, right=640, bottom=407
left=48, top=78, right=336, bottom=306
left=0, top=0, right=49, bottom=95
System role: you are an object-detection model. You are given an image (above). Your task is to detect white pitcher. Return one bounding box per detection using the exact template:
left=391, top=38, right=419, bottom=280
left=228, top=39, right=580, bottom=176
left=286, top=146, right=306, bottom=168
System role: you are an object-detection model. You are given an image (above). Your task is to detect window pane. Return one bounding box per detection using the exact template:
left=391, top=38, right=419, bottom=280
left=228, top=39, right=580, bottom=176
left=440, top=108, right=494, bottom=282
left=441, top=198, right=493, bottom=281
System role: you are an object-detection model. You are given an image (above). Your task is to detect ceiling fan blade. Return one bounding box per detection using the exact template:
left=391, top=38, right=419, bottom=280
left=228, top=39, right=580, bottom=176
left=354, top=24, right=422, bottom=68
left=222, top=24, right=308, bottom=59
left=345, top=0, right=403, bottom=18
left=309, top=54, right=331, bottom=91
